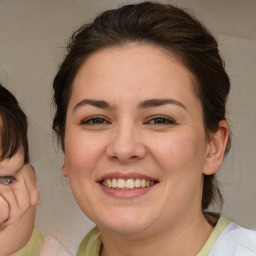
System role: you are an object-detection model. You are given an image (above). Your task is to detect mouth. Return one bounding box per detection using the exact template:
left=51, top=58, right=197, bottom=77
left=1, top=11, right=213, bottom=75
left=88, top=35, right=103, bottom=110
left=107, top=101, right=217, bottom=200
left=100, top=178, right=158, bottom=190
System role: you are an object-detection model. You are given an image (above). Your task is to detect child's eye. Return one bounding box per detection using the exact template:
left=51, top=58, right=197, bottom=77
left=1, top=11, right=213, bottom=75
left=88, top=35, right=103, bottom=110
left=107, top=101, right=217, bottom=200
left=0, top=176, right=16, bottom=185
left=81, top=116, right=110, bottom=125
left=146, top=116, right=176, bottom=125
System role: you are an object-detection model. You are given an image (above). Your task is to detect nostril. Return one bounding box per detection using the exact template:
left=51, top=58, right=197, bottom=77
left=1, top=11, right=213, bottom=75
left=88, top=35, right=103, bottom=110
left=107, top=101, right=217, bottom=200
left=106, top=136, right=146, bottom=162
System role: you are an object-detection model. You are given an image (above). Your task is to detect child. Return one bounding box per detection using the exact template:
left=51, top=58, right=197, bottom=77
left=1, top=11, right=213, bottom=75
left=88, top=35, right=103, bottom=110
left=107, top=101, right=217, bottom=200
left=0, top=83, right=43, bottom=255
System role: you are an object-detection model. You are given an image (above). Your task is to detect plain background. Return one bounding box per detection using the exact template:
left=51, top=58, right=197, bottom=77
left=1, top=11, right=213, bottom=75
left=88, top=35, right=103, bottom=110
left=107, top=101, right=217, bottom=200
left=0, top=0, right=255, bottom=254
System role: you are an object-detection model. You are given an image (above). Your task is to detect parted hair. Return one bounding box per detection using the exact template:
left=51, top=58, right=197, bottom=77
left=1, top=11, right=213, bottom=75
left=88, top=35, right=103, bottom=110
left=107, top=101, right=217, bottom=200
left=52, top=2, right=231, bottom=210
left=0, top=83, right=29, bottom=163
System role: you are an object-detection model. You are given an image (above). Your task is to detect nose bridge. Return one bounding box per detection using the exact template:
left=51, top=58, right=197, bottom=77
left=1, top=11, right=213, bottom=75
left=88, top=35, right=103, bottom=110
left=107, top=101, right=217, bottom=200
left=106, top=119, right=146, bottom=162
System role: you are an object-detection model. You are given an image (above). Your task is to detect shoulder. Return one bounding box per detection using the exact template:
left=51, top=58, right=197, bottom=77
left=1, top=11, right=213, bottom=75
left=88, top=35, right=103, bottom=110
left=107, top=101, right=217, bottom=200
left=209, top=221, right=256, bottom=256
left=77, top=226, right=102, bottom=256
left=11, top=229, right=44, bottom=256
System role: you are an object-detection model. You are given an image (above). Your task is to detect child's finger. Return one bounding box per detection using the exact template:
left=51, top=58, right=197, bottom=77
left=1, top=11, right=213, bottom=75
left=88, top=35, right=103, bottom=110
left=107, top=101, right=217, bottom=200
left=0, top=194, right=10, bottom=228
left=18, top=164, right=39, bottom=206
left=0, top=177, right=30, bottom=227
left=14, top=164, right=38, bottom=207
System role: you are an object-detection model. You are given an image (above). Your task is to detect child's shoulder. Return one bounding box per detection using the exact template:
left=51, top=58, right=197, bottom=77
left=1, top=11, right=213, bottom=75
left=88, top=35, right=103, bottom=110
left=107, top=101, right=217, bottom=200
left=11, top=229, right=44, bottom=256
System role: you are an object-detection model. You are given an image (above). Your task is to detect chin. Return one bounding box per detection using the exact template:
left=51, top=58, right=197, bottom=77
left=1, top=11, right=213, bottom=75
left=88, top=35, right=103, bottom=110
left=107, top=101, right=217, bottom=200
left=95, top=208, right=158, bottom=235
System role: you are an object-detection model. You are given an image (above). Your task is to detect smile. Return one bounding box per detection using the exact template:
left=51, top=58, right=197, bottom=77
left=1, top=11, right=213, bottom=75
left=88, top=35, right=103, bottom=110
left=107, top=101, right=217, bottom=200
left=101, top=178, right=157, bottom=190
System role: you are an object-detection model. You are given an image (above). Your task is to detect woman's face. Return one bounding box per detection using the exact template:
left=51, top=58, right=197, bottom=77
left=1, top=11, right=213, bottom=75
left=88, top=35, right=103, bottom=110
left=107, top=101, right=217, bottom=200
left=63, top=45, right=215, bottom=235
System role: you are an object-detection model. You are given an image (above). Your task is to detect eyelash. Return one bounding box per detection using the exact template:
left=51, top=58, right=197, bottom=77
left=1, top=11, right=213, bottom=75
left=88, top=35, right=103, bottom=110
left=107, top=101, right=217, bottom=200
left=80, top=116, right=110, bottom=125
left=80, top=115, right=175, bottom=126
left=146, top=116, right=176, bottom=125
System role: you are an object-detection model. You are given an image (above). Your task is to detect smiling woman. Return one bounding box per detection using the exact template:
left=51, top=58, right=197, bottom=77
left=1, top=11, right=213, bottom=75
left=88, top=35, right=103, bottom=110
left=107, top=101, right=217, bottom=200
left=52, top=2, right=256, bottom=256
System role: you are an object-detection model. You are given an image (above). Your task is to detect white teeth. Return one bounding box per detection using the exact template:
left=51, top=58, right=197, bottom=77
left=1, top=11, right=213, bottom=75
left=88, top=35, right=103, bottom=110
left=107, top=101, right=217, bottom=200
left=101, top=178, right=156, bottom=189
left=107, top=178, right=112, bottom=188
left=135, top=178, right=141, bottom=188
left=126, top=179, right=134, bottom=188
left=117, top=178, right=126, bottom=188
left=112, top=178, right=118, bottom=188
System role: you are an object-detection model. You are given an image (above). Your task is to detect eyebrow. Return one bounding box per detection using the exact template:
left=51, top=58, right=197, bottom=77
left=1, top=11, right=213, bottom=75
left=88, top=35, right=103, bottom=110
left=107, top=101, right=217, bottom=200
left=73, top=99, right=114, bottom=112
left=138, top=99, right=187, bottom=110
left=73, top=98, right=186, bottom=112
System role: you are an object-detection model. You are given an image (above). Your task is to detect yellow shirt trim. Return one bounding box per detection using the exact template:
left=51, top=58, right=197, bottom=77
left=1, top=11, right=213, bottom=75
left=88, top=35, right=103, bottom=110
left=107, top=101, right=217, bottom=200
left=77, top=215, right=231, bottom=256
left=197, top=215, right=231, bottom=256
left=76, top=226, right=101, bottom=256
left=11, top=229, right=44, bottom=256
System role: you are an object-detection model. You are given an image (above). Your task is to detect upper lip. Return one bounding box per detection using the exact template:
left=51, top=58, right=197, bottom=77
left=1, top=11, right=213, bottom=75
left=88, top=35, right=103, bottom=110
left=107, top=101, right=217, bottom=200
left=96, top=172, right=159, bottom=182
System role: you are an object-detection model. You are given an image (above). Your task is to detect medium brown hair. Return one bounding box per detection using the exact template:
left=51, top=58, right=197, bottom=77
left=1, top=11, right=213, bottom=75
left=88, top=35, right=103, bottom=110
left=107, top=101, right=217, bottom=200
left=52, top=2, right=231, bottom=210
left=0, top=84, right=29, bottom=163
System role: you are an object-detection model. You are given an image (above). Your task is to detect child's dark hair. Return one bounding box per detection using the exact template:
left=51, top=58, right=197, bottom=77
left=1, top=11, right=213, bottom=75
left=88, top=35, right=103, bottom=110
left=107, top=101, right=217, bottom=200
left=0, top=83, right=29, bottom=163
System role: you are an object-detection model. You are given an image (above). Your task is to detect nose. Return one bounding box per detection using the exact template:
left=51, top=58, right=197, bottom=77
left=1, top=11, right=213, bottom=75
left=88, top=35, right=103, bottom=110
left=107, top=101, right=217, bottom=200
left=106, top=124, right=146, bottom=163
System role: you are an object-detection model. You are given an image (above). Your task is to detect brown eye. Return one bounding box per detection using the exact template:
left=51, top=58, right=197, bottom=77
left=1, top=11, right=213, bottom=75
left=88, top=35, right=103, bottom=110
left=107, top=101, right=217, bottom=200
left=81, top=116, right=110, bottom=125
left=87, top=117, right=105, bottom=124
left=147, top=116, right=175, bottom=125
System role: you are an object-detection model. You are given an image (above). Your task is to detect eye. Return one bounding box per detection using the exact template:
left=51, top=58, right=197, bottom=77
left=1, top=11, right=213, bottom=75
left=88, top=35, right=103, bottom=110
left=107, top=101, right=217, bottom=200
left=80, top=116, right=110, bottom=125
left=0, top=176, right=16, bottom=185
left=146, top=116, right=176, bottom=125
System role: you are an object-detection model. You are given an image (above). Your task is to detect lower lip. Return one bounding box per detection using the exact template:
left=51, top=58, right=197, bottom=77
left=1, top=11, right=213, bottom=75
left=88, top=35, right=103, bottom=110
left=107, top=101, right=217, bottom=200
left=99, top=184, right=157, bottom=199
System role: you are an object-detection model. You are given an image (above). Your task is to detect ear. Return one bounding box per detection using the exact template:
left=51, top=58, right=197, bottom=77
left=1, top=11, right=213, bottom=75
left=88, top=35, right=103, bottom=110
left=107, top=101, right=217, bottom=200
left=203, top=120, right=229, bottom=175
left=61, top=161, right=68, bottom=177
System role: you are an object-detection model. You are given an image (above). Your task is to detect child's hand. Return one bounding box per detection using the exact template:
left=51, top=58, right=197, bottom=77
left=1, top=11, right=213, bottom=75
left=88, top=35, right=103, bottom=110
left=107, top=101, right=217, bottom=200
left=0, top=193, right=9, bottom=228
left=0, top=164, right=39, bottom=230
left=0, top=164, right=39, bottom=255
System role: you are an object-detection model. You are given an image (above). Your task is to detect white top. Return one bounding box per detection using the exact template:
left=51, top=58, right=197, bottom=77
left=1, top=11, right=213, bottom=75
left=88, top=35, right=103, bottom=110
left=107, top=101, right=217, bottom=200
left=209, top=221, right=256, bottom=255
left=39, top=236, right=72, bottom=256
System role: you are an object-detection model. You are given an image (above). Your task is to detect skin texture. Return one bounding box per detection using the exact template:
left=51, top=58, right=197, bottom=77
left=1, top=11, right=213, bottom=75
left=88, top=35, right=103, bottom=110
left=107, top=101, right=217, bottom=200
left=62, top=44, right=228, bottom=256
left=0, top=139, right=39, bottom=256
left=0, top=163, right=39, bottom=256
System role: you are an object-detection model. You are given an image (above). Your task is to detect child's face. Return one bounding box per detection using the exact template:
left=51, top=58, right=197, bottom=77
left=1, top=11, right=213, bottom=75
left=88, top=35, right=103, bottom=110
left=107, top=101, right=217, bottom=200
left=0, top=108, right=39, bottom=255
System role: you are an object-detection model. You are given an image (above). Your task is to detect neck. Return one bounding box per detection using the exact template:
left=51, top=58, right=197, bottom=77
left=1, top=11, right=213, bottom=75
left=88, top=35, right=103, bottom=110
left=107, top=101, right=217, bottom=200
left=99, top=212, right=214, bottom=256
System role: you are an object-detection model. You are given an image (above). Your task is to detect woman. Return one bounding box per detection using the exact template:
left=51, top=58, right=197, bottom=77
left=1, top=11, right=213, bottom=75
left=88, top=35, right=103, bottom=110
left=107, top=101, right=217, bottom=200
left=52, top=2, right=256, bottom=256
left=0, top=83, right=42, bottom=256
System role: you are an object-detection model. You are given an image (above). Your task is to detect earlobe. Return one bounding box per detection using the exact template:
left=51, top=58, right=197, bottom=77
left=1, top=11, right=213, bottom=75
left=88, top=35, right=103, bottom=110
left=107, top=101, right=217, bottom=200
left=203, top=120, right=229, bottom=175
left=61, top=161, right=68, bottom=177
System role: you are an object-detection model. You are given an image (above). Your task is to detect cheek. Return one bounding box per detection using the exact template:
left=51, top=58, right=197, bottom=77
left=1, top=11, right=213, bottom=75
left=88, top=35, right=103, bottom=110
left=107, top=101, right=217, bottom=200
left=150, top=133, right=206, bottom=211
left=149, top=131, right=207, bottom=178
left=64, top=131, right=106, bottom=180
left=64, top=133, right=100, bottom=213
left=153, top=133, right=194, bottom=161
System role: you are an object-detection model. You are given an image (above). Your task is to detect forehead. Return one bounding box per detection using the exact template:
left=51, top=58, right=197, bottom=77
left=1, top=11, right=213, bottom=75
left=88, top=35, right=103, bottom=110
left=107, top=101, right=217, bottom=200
left=69, top=44, right=200, bottom=112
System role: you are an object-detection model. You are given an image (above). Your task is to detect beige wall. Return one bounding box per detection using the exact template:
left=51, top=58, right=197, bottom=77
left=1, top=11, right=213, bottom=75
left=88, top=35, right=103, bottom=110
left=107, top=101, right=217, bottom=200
left=0, top=0, right=255, bottom=254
